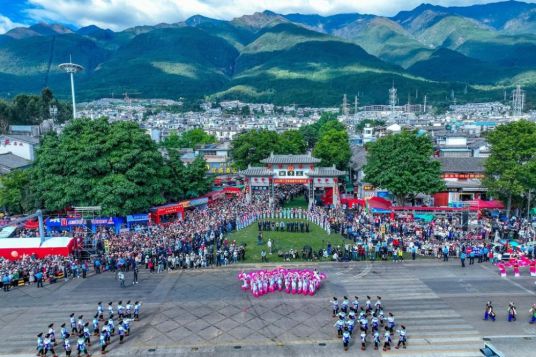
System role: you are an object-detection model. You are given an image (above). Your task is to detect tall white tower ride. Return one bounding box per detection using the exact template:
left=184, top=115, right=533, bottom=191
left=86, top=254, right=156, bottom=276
left=59, top=56, right=84, bottom=119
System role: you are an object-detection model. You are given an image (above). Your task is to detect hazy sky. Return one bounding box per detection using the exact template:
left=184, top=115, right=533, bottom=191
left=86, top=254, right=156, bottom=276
left=1, top=0, right=535, bottom=32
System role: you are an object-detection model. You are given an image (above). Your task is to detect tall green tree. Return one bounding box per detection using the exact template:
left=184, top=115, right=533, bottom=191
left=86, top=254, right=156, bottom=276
left=312, top=128, right=351, bottom=170
left=162, top=128, right=216, bottom=150
left=231, top=129, right=282, bottom=169
left=0, top=170, right=34, bottom=214
left=161, top=150, right=188, bottom=202
left=299, top=112, right=338, bottom=148
left=32, top=118, right=167, bottom=215
left=184, top=155, right=212, bottom=198
left=484, top=120, right=536, bottom=216
left=279, top=130, right=307, bottom=155
left=364, top=130, right=445, bottom=205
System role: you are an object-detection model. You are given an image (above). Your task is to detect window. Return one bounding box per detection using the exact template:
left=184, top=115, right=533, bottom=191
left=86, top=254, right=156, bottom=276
left=287, top=171, right=295, bottom=176
left=279, top=171, right=286, bottom=176
left=295, top=171, right=303, bottom=176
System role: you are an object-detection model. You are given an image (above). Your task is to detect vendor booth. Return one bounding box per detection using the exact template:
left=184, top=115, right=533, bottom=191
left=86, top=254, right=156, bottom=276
left=151, top=197, right=209, bottom=225
left=45, top=217, right=86, bottom=234
left=150, top=203, right=185, bottom=225
left=0, top=237, right=76, bottom=260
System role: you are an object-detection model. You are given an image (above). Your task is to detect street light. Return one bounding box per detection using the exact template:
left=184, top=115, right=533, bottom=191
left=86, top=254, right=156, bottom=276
left=59, top=56, right=84, bottom=119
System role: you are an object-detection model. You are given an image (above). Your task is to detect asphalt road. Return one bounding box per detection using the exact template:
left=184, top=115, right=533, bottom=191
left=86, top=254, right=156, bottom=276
left=1, top=259, right=535, bottom=357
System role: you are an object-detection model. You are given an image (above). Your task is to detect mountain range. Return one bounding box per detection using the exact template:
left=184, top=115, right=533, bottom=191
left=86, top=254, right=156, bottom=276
left=1, top=1, right=536, bottom=107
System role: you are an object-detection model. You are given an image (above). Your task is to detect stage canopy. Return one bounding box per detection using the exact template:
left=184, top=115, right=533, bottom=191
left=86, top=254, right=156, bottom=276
left=0, top=237, right=75, bottom=260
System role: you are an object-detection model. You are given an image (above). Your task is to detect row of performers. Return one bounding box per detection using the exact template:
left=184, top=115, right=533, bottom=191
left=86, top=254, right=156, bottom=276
left=238, top=268, right=326, bottom=297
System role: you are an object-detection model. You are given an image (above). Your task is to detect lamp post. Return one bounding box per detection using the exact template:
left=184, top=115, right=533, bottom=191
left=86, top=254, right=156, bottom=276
left=58, top=56, right=84, bottom=119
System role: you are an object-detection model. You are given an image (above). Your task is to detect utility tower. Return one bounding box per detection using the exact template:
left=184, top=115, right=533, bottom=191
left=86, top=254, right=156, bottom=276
left=389, top=82, right=397, bottom=112
left=423, top=95, right=427, bottom=113
left=59, top=56, right=84, bottom=119
left=342, top=94, right=349, bottom=117
left=512, top=85, right=525, bottom=117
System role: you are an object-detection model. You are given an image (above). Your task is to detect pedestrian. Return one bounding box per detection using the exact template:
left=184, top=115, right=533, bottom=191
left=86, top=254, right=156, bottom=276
left=508, top=302, right=517, bottom=322
left=133, top=301, right=141, bottom=321
left=460, top=251, right=466, bottom=268
left=383, top=330, right=391, bottom=351
left=76, top=334, right=90, bottom=357
left=342, top=326, right=351, bottom=351
left=334, top=315, right=345, bottom=338
left=133, top=266, right=139, bottom=285
left=484, top=301, right=496, bottom=321
left=529, top=304, right=536, bottom=324
left=99, top=328, right=108, bottom=355
left=64, top=337, right=72, bottom=356
left=36, top=333, right=45, bottom=357
left=395, top=325, right=407, bottom=349
left=331, top=297, right=339, bottom=317
left=118, top=271, right=125, bottom=288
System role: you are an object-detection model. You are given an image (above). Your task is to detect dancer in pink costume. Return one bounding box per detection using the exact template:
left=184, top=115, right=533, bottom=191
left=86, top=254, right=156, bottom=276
left=238, top=268, right=327, bottom=297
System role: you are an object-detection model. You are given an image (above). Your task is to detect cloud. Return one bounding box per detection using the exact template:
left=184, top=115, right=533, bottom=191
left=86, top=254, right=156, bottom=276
left=0, top=14, right=24, bottom=34
left=19, top=0, right=536, bottom=31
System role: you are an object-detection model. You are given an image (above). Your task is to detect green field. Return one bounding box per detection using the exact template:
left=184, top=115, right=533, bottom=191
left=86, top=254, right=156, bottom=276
left=229, top=218, right=346, bottom=263
left=282, top=196, right=308, bottom=209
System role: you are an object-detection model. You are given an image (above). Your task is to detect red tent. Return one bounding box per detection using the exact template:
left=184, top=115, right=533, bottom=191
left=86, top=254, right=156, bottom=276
left=469, top=199, right=505, bottom=210
left=367, top=196, right=393, bottom=210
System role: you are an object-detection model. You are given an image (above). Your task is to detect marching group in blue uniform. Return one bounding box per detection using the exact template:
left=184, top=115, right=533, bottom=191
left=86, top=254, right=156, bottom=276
left=36, top=301, right=141, bottom=356
left=331, top=295, right=407, bottom=352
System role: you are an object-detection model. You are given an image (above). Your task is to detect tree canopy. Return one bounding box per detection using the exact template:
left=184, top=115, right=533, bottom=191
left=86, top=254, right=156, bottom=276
left=0, top=88, right=71, bottom=126
left=230, top=129, right=307, bottom=169
left=363, top=130, right=445, bottom=205
left=312, top=128, right=351, bottom=170
left=484, top=120, right=536, bottom=215
left=299, top=112, right=338, bottom=148
left=355, top=119, right=385, bottom=133
left=0, top=170, right=33, bottom=214
left=27, top=118, right=211, bottom=216
left=162, top=128, right=216, bottom=150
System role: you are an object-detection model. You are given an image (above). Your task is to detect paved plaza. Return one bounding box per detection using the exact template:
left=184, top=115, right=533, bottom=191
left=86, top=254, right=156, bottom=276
left=1, top=260, right=535, bottom=357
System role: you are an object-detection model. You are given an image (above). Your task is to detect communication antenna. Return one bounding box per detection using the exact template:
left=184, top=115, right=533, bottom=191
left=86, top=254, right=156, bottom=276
left=58, top=55, right=84, bottom=119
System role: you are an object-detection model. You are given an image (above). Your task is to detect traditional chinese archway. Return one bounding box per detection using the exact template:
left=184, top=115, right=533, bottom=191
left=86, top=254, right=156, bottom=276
left=239, top=154, right=346, bottom=208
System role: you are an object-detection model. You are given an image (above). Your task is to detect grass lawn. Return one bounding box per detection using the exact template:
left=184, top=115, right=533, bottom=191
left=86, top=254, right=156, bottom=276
left=282, top=196, right=308, bottom=209
left=229, top=219, right=346, bottom=263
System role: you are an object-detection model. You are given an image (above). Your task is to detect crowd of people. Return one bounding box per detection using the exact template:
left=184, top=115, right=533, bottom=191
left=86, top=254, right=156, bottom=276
left=331, top=295, right=407, bottom=352
left=36, top=301, right=141, bottom=356
left=1, top=186, right=535, bottom=293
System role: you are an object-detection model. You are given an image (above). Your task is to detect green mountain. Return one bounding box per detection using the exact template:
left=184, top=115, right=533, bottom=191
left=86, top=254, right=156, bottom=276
left=79, top=27, right=238, bottom=99
left=1, top=2, right=536, bottom=106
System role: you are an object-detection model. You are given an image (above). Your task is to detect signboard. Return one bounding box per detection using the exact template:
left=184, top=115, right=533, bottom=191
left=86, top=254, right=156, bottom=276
left=273, top=178, right=308, bottom=184
left=251, top=177, right=270, bottom=187
left=90, top=217, right=114, bottom=225
left=313, top=177, right=335, bottom=188
left=363, top=185, right=375, bottom=191
left=442, top=173, right=484, bottom=179
left=67, top=218, right=85, bottom=226
left=126, top=214, right=149, bottom=223
left=184, top=197, right=209, bottom=208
